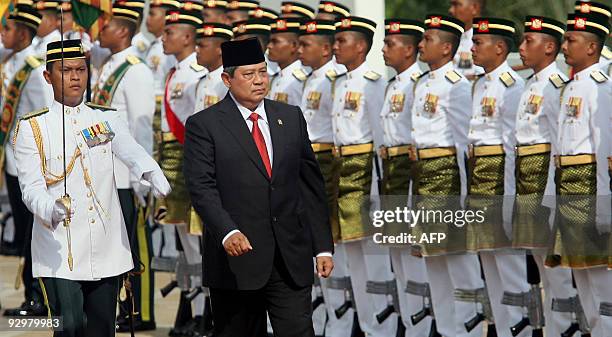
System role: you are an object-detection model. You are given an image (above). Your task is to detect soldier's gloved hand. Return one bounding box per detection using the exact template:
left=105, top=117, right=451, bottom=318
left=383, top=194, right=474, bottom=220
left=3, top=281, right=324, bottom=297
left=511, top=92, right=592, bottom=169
left=131, top=181, right=150, bottom=207
left=143, top=170, right=171, bottom=198
left=52, top=198, right=75, bottom=228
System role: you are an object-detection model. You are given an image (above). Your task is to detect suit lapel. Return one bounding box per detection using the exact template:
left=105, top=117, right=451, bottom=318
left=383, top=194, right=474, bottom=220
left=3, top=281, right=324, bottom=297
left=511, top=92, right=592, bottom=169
left=218, top=95, right=269, bottom=180
left=265, top=100, right=285, bottom=183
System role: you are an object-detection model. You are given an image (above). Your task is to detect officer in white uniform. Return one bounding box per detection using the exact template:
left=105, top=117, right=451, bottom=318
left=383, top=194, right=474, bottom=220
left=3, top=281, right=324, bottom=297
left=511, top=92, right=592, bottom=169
left=513, top=15, right=577, bottom=337
left=469, top=17, right=529, bottom=337
left=13, top=39, right=170, bottom=336
left=332, top=16, right=396, bottom=337
left=412, top=14, right=485, bottom=337
left=267, top=17, right=308, bottom=106
left=551, top=9, right=612, bottom=337
left=0, top=4, right=53, bottom=317
left=194, top=22, right=232, bottom=113
left=31, top=0, right=61, bottom=58
left=380, top=18, right=434, bottom=337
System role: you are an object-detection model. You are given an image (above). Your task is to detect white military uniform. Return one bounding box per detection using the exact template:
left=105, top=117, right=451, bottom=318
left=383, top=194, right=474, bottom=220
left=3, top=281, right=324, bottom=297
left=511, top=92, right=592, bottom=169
left=453, top=28, right=484, bottom=78
left=14, top=100, right=162, bottom=280
left=332, top=61, right=396, bottom=337
left=1, top=45, right=53, bottom=177
left=163, top=52, right=206, bottom=129
left=135, top=35, right=175, bottom=99
left=268, top=59, right=307, bottom=106
left=557, top=64, right=611, bottom=337
left=300, top=59, right=348, bottom=337
left=514, top=62, right=576, bottom=337
left=32, top=30, right=61, bottom=59
left=411, top=61, right=484, bottom=337
left=91, top=46, right=155, bottom=189
left=63, top=30, right=93, bottom=52
left=470, top=61, right=529, bottom=337
left=382, top=62, right=433, bottom=337
left=194, top=65, right=227, bottom=113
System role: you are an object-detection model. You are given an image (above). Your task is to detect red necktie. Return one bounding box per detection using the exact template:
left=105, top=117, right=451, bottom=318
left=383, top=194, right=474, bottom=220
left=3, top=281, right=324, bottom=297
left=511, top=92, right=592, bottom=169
left=249, top=112, right=272, bottom=177
left=164, top=67, right=186, bottom=143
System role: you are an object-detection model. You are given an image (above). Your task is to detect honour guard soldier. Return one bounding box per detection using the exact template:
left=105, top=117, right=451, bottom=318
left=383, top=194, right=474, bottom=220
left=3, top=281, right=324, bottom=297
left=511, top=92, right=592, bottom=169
left=31, top=0, right=61, bottom=58
left=0, top=4, right=52, bottom=318
left=514, top=15, right=577, bottom=337
left=469, top=17, right=529, bottom=337
left=412, top=14, right=485, bottom=337
left=267, top=17, right=308, bottom=106
left=448, top=0, right=485, bottom=78
left=202, top=0, right=230, bottom=24
left=281, top=1, right=315, bottom=20
left=381, top=18, right=434, bottom=337
left=57, top=1, right=92, bottom=52
left=316, top=1, right=350, bottom=21
left=14, top=39, right=170, bottom=337
left=298, top=19, right=345, bottom=336
left=161, top=4, right=208, bottom=335
left=93, top=0, right=158, bottom=331
left=194, top=23, right=232, bottom=112
left=226, top=0, right=259, bottom=24
left=332, top=16, right=397, bottom=337
left=548, top=5, right=612, bottom=336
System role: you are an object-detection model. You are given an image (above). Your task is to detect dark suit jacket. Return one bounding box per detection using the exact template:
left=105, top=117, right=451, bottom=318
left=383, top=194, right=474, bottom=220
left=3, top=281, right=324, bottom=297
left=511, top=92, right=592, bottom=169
left=183, top=94, right=333, bottom=290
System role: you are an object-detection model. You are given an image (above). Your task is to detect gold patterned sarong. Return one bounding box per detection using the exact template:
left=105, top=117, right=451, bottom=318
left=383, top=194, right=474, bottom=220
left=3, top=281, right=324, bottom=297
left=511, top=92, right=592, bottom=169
left=381, top=155, right=411, bottom=237
left=466, top=154, right=510, bottom=251
left=411, top=155, right=463, bottom=256
left=152, top=96, right=162, bottom=159
left=156, top=138, right=190, bottom=224
left=337, top=152, right=373, bottom=241
left=315, top=151, right=341, bottom=242
left=546, top=163, right=609, bottom=268
left=512, top=152, right=553, bottom=249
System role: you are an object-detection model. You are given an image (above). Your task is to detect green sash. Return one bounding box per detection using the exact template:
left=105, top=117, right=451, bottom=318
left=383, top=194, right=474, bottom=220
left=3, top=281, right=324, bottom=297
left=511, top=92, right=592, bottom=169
left=0, top=56, right=42, bottom=147
left=92, top=56, right=142, bottom=105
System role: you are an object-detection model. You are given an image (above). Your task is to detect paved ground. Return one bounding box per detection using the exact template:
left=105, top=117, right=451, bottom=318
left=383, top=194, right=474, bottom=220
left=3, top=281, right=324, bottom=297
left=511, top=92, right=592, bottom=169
left=0, top=255, right=179, bottom=337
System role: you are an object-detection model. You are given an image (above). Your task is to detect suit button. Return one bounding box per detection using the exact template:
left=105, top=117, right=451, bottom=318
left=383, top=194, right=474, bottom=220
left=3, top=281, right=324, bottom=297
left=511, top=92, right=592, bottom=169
left=271, top=185, right=275, bottom=191
left=272, top=217, right=278, bottom=222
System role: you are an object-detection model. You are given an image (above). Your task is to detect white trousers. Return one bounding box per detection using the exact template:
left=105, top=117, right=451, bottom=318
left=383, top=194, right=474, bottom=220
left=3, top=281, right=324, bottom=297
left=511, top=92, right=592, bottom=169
left=573, top=267, right=612, bottom=337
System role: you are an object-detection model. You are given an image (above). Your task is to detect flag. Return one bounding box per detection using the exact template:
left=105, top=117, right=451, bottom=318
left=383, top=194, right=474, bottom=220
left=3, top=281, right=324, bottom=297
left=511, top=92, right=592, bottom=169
left=70, top=0, right=111, bottom=40
left=1, top=0, right=13, bottom=27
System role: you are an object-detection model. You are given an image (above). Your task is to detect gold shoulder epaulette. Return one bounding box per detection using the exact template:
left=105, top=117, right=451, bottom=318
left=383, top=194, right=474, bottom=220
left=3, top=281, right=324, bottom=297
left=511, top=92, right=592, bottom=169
left=549, top=73, right=567, bottom=89
left=444, top=70, right=461, bottom=84
left=126, top=55, right=141, bottom=65
left=25, top=56, right=42, bottom=68
left=190, top=63, right=206, bottom=72
left=500, top=72, right=516, bottom=87
left=325, top=69, right=338, bottom=81
left=364, top=70, right=381, bottom=81
left=602, top=46, right=612, bottom=60
left=292, top=68, right=308, bottom=81
left=85, top=102, right=117, bottom=111
left=136, top=40, right=146, bottom=52
left=590, top=70, right=608, bottom=83
left=20, top=107, right=49, bottom=120
left=411, top=71, right=422, bottom=82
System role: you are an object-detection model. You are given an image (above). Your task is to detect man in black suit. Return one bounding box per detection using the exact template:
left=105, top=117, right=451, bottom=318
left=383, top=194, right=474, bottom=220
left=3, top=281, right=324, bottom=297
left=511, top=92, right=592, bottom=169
left=183, top=38, right=334, bottom=337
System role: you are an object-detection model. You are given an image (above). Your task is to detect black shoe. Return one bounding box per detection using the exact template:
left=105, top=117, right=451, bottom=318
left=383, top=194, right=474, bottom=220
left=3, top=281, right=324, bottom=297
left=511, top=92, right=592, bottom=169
left=115, top=317, right=156, bottom=332
left=3, top=301, right=45, bottom=317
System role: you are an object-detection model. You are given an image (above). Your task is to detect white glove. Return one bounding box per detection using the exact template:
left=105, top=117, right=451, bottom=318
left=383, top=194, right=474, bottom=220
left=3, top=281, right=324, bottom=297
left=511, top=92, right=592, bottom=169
left=144, top=170, right=171, bottom=198
left=131, top=181, right=150, bottom=207
left=52, top=198, right=75, bottom=228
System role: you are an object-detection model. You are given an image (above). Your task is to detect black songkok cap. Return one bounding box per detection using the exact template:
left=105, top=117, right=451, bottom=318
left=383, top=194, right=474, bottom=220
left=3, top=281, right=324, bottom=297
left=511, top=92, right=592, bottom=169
left=221, top=37, right=265, bottom=67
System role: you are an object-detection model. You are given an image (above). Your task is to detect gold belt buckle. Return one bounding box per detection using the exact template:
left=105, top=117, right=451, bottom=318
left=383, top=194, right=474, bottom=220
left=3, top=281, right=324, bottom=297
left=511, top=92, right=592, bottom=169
left=408, top=145, right=418, bottom=161
left=332, top=146, right=341, bottom=158
left=379, top=146, right=388, bottom=160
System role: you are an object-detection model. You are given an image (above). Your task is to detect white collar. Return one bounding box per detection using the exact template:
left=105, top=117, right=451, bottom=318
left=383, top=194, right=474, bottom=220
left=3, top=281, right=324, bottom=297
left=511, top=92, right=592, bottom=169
left=51, top=99, right=86, bottom=115
left=395, top=62, right=421, bottom=82
left=484, top=61, right=510, bottom=81
left=279, top=59, right=302, bottom=77
left=533, top=62, right=559, bottom=82
left=310, top=60, right=335, bottom=78
left=429, top=61, right=454, bottom=79
left=573, top=63, right=601, bottom=81
left=175, top=52, right=197, bottom=70
left=110, top=45, right=137, bottom=63
left=229, top=92, right=267, bottom=123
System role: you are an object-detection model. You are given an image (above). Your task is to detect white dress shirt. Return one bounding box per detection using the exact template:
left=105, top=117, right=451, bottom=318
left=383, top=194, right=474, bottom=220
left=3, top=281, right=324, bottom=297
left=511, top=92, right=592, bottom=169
left=299, top=60, right=336, bottom=143
left=222, top=93, right=332, bottom=257
left=515, top=62, right=566, bottom=197
left=194, top=66, right=227, bottom=113
left=454, top=28, right=484, bottom=77
left=92, top=46, right=155, bottom=188
left=331, top=62, right=385, bottom=147
left=163, top=52, right=206, bottom=130
left=32, top=30, right=61, bottom=59
left=1, top=45, right=53, bottom=176
left=267, top=59, right=307, bottom=107
left=14, top=100, right=162, bottom=280
left=470, top=61, right=524, bottom=196
left=381, top=62, right=422, bottom=146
